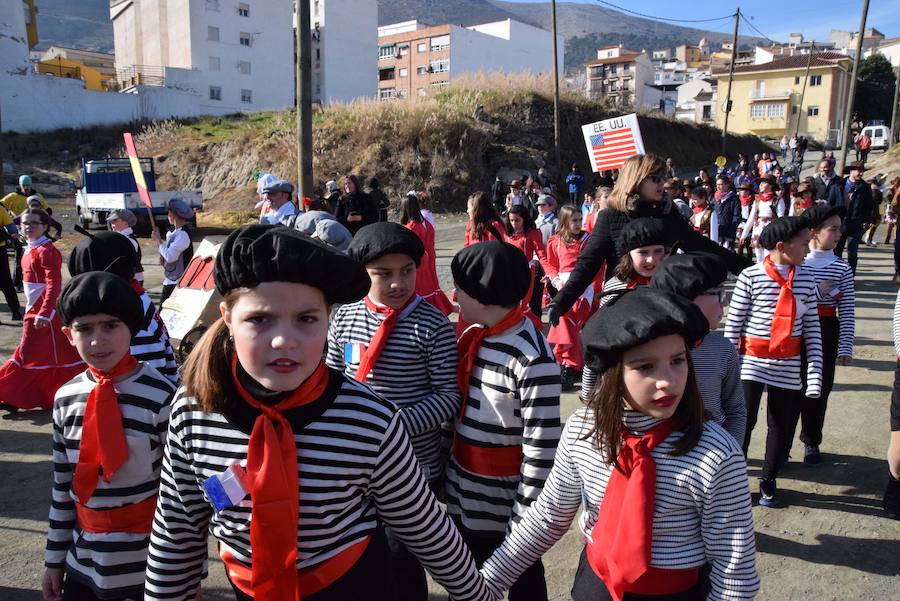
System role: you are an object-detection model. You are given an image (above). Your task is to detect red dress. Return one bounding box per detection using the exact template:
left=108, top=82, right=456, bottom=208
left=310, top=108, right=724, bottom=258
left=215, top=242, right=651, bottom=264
left=0, top=238, right=84, bottom=409
left=464, top=219, right=505, bottom=247
left=404, top=219, right=453, bottom=316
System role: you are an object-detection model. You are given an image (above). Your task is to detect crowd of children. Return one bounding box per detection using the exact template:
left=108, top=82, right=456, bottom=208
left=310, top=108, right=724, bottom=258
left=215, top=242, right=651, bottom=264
left=0, top=154, right=893, bottom=600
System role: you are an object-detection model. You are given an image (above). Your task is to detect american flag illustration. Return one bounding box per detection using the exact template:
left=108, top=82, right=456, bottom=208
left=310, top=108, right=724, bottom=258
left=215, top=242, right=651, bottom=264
left=588, top=127, right=639, bottom=171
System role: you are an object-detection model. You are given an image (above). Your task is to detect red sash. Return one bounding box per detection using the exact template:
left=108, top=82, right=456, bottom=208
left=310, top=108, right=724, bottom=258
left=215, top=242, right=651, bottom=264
left=76, top=495, right=157, bottom=534
left=817, top=305, right=837, bottom=317
left=763, top=256, right=797, bottom=354
left=739, top=336, right=802, bottom=358
left=354, top=296, right=415, bottom=382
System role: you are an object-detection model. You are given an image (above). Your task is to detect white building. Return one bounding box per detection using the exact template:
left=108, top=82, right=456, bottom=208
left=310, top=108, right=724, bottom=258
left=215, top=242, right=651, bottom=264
left=585, top=45, right=654, bottom=109
left=308, top=0, right=377, bottom=104
left=111, top=0, right=294, bottom=112
left=674, top=78, right=715, bottom=124
left=864, top=38, right=900, bottom=67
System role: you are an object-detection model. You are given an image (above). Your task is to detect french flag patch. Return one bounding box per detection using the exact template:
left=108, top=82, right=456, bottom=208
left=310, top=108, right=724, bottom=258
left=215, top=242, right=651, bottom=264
left=344, top=343, right=366, bottom=364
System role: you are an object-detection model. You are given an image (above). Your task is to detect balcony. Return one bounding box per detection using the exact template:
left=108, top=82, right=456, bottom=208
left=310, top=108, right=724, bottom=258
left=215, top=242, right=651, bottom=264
left=749, top=89, right=792, bottom=100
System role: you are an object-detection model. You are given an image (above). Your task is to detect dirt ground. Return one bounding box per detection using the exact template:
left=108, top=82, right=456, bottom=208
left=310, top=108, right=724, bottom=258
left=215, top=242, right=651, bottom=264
left=0, top=208, right=898, bottom=600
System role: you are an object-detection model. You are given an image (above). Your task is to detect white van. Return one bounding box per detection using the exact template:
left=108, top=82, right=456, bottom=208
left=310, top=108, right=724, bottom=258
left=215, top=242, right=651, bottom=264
left=861, top=125, right=891, bottom=151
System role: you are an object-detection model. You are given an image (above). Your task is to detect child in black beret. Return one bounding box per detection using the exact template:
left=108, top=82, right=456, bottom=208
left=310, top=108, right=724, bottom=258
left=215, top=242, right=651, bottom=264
left=724, top=216, right=823, bottom=507
left=448, top=240, right=561, bottom=601
left=43, top=272, right=177, bottom=601
left=327, top=222, right=461, bottom=600
left=479, top=287, right=759, bottom=601
left=145, top=224, right=492, bottom=601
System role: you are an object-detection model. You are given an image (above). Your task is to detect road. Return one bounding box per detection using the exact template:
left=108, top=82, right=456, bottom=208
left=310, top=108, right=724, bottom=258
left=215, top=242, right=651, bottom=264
left=0, top=213, right=898, bottom=600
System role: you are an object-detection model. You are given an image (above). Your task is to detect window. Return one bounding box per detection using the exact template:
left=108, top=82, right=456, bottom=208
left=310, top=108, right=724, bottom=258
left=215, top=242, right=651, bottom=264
left=794, top=76, right=800, bottom=84
left=397, top=44, right=408, bottom=57
left=241, top=89, right=252, bottom=103
left=431, top=81, right=449, bottom=90
left=430, top=35, right=450, bottom=51
left=209, top=56, right=221, bottom=71
left=209, top=86, right=222, bottom=101
left=429, top=59, right=449, bottom=73
left=750, top=103, right=766, bottom=118
left=379, top=68, right=395, bottom=81
left=399, top=68, right=408, bottom=78
left=792, top=105, right=798, bottom=115
left=807, top=106, right=820, bottom=117
left=810, top=75, right=822, bottom=86
left=240, top=32, right=251, bottom=46
left=702, top=105, right=712, bottom=120
left=609, top=64, right=617, bottom=74
left=767, top=103, right=784, bottom=117
left=622, top=63, right=630, bottom=72
left=208, top=26, right=220, bottom=41
left=397, top=89, right=408, bottom=98
left=238, top=2, right=249, bottom=16
left=416, top=66, right=427, bottom=75
left=417, top=42, right=427, bottom=52
left=238, top=61, right=251, bottom=75
left=379, top=88, right=395, bottom=100
left=378, top=44, right=396, bottom=59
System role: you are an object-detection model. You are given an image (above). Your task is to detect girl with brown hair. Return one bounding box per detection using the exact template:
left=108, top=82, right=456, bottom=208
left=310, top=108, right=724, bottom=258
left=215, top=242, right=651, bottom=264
left=479, top=287, right=759, bottom=601
left=465, top=191, right=505, bottom=246
left=400, top=191, right=453, bottom=316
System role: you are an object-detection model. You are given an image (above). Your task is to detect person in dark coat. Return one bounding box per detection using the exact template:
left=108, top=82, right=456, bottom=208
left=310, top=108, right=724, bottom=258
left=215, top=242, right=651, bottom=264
left=491, top=176, right=507, bottom=216
left=335, top=174, right=378, bottom=236
left=714, top=175, right=743, bottom=248
left=548, top=154, right=751, bottom=326
left=833, top=161, right=874, bottom=274
left=813, top=159, right=844, bottom=207
left=367, top=177, right=390, bottom=222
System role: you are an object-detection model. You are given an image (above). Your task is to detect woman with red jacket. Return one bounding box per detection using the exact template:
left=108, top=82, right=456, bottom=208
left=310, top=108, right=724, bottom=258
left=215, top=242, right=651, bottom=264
left=400, top=192, right=454, bottom=316
left=504, top=205, right=550, bottom=319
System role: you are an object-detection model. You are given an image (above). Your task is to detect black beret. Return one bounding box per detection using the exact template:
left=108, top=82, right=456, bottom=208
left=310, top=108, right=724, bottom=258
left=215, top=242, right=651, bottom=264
left=581, top=287, right=709, bottom=374
left=649, top=252, right=728, bottom=300
left=214, top=224, right=370, bottom=304
left=759, top=216, right=810, bottom=250
left=802, top=203, right=846, bottom=230
left=68, top=231, right=137, bottom=281
left=451, top=241, right=530, bottom=307
left=347, top=222, right=425, bottom=267
left=58, top=272, right=144, bottom=336
left=616, top=217, right=669, bottom=256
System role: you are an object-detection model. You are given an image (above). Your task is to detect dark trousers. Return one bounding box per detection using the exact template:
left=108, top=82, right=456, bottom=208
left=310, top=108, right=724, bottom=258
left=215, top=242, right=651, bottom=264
left=160, top=284, right=176, bottom=306
left=461, top=527, right=548, bottom=601
left=742, top=380, right=800, bottom=481
left=835, top=231, right=861, bottom=274
left=530, top=264, right=545, bottom=317
left=891, top=360, right=900, bottom=432
left=570, top=548, right=703, bottom=601
left=0, top=246, right=21, bottom=316
left=789, top=315, right=839, bottom=448
left=894, top=234, right=900, bottom=276
left=12, top=238, right=23, bottom=288
left=62, top=573, right=139, bottom=601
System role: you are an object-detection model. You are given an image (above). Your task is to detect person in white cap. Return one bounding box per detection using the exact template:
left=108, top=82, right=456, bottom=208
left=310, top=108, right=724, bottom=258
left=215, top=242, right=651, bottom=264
left=324, top=179, right=341, bottom=215
left=258, top=180, right=297, bottom=226
left=107, top=208, right=144, bottom=284
left=152, top=198, right=194, bottom=304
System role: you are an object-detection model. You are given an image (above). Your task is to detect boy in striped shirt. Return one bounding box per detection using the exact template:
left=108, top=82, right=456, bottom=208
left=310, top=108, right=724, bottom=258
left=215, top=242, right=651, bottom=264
left=448, top=241, right=561, bottom=601
left=725, top=216, right=823, bottom=507
left=326, top=222, right=460, bottom=601
left=43, top=272, right=176, bottom=601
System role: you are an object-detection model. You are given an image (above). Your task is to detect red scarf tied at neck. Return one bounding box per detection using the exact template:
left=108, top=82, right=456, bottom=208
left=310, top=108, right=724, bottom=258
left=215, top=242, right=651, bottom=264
left=763, top=255, right=797, bottom=353
left=231, top=356, right=329, bottom=601
left=587, top=418, right=678, bottom=601
left=354, top=296, right=416, bottom=382
left=456, top=306, right=524, bottom=412
left=73, top=353, right=139, bottom=502
left=626, top=275, right=651, bottom=289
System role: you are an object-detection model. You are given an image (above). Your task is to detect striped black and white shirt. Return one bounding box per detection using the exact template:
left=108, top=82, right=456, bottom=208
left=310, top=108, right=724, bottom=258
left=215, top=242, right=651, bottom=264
left=145, top=370, right=491, bottom=601
left=480, top=409, right=759, bottom=600
left=803, top=249, right=855, bottom=358
left=723, top=263, right=823, bottom=396
left=45, top=363, right=176, bottom=599
left=446, top=318, right=561, bottom=535
left=326, top=296, right=459, bottom=482
left=894, top=289, right=900, bottom=358
left=133, top=292, right=179, bottom=384
left=691, top=333, right=746, bottom=445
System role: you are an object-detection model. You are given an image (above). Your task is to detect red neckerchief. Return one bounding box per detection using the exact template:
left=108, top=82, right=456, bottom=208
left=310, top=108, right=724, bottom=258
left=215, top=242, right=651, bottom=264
left=691, top=205, right=706, bottom=215
left=456, top=307, right=524, bottom=415
left=72, top=353, right=138, bottom=502
left=627, top=275, right=651, bottom=289
left=739, top=193, right=753, bottom=207
left=587, top=418, right=679, bottom=601
left=763, top=256, right=797, bottom=353
left=231, top=356, right=329, bottom=601
left=355, top=295, right=416, bottom=382
left=130, top=279, right=145, bottom=296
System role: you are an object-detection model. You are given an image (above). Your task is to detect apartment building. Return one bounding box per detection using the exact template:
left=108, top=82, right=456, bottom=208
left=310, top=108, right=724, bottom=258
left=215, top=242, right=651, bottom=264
left=713, top=52, right=852, bottom=144
left=308, top=0, right=377, bottom=104
left=110, top=0, right=294, bottom=111
left=376, top=19, right=563, bottom=100
left=585, top=45, right=653, bottom=109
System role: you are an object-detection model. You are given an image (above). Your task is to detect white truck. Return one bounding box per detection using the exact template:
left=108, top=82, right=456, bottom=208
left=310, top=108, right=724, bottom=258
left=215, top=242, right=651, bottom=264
left=75, top=157, right=202, bottom=231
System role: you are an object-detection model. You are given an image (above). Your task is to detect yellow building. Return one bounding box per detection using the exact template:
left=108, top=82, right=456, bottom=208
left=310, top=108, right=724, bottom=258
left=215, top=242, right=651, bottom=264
left=37, top=57, right=111, bottom=91
left=714, top=52, right=852, bottom=145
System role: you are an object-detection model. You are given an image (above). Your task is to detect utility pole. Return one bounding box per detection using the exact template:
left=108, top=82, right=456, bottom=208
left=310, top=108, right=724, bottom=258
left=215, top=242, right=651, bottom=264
left=890, top=64, right=900, bottom=149
left=0, top=99, right=4, bottom=197
left=793, top=42, right=815, bottom=140
left=837, top=0, right=870, bottom=173
left=296, top=0, right=313, bottom=198
left=551, top=0, right=562, bottom=179
left=720, top=8, right=740, bottom=157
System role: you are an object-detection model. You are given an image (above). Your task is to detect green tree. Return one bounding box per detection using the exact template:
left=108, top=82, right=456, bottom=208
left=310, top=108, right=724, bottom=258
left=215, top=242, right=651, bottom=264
left=853, top=53, right=897, bottom=124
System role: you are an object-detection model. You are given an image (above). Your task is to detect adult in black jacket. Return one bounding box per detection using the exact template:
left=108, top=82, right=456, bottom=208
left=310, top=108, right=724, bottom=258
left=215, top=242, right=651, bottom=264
left=335, top=174, right=378, bottom=236
left=490, top=176, right=507, bottom=215
left=714, top=175, right=742, bottom=247
left=832, top=161, right=873, bottom=274
left=549, top=154, right=751, bottom=325
left=367, top=177, right=390, bottom=222
left=813, top=159, right=844, bottom=207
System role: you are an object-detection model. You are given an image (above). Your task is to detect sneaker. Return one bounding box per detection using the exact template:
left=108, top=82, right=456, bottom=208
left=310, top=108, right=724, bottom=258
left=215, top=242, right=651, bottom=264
left=758, top=479, right=782, bottom=508
left=803, top=445, right=821, bottom=465
left=884, top=474, right=900, bottom=519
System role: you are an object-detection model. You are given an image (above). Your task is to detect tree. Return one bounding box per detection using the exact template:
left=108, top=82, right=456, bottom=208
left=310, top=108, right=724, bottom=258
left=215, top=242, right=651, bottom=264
left=853, top=53, right=896, bottom=125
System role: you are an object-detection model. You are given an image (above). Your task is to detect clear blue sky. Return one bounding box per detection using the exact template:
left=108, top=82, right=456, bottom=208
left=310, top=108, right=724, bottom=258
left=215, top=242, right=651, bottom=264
left=511, top=0, right=900, bottom=43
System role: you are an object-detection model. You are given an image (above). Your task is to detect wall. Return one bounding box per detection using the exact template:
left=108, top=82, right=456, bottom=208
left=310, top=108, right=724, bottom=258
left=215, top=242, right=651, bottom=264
left=676, top=78, right=712, bottom=107
left=0, top=0, right=31, bottom=75
left=320, top=0, right=377, bottom=103
left=449, top=20, right=563, bottom=81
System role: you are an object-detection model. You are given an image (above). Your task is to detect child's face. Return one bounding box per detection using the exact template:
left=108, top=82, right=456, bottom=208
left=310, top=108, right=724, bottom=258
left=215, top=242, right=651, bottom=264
left=692, top=195, right=707, bottom=208
left=812, top=215, right=842, bottom=251
left=365, top=253, right=417, bottom=310
left=621, top=334, right=688, bottom=420
left=568, top=213, right=583, bottom=235
left=222, top=281, right=330, bottom=392
left=509, top=212, right=524, bottom=233
left=693, top=289, right=726, bottom=330
left=467, top=199, right=476, bottom=220
left=774, top=229, right=812, bottom=266
left=597, top=191, right=610, bottom=208
left=630, top=245, right=666, bottom=277
left=63, top=314, right=132, bottom=373
left=538, top=203, right=553, bottom=215
left=21, top=215, right=48, bottom=241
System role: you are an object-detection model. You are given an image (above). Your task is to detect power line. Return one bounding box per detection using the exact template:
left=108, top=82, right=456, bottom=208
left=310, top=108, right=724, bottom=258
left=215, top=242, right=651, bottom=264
left=590, top=0, right=735, bottom=24
left=739, top=14, right=779, bottom=45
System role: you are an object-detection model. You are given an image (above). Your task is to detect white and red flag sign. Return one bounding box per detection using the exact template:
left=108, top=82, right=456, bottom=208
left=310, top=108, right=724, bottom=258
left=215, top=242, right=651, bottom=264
left=581, top=113, right=645, bottom=172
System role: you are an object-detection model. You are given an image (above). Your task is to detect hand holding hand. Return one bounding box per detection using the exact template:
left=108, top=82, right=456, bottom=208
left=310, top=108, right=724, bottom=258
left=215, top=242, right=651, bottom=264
left=547, top=303, right=561, bottom=327
left=837, top=356, right=852, bottom=366
left=33, top=316, right=50, bottom=329
left=41, top=567, right=64, bottom=601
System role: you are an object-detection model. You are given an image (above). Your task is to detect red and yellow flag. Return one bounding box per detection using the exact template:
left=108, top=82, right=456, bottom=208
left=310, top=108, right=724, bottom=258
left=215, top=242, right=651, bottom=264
left=123, top=133, right=153, bottom=210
